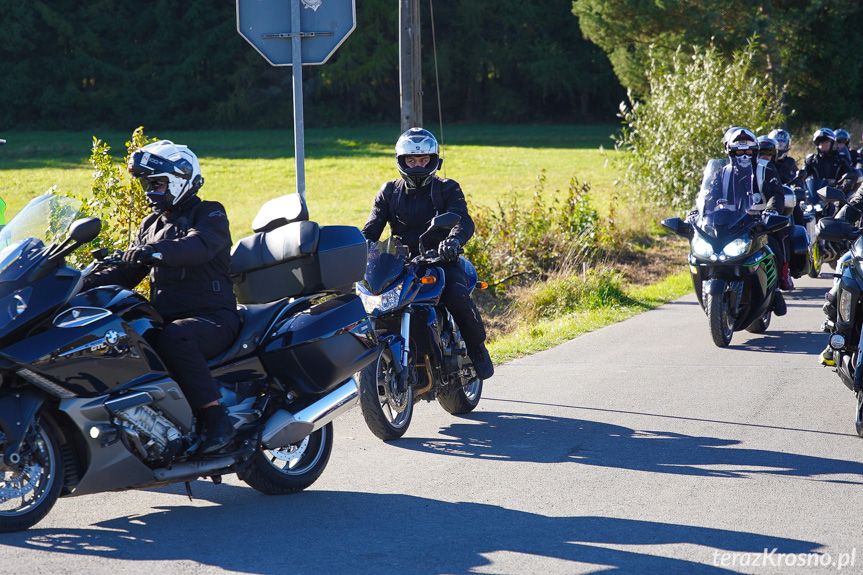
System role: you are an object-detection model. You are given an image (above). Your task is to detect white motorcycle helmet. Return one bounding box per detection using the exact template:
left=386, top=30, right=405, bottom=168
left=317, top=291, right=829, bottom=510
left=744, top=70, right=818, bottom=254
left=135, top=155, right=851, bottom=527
left=128, top=140, right=204, bottom=212
left=395, top=128, right=440, bottom=188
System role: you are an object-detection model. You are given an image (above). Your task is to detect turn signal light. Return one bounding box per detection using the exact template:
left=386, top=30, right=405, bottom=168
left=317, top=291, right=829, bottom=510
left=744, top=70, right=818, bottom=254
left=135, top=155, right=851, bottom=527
left=478, top=281, right=489, bottom=289
left=421, top=276, right=437, bottom=284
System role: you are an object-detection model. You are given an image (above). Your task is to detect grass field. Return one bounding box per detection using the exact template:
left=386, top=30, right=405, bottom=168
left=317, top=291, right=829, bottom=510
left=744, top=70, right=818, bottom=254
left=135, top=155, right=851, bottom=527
left=0, top=124, right=621, bottom=240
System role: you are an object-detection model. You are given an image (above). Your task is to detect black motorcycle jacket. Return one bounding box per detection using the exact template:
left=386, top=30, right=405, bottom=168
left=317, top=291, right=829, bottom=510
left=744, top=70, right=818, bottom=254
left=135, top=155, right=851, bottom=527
left=755, top=160, right=785, bottom=213
left=84, top=196, right=238, bottom=322
left=362, top=176, right=475, bottom=255
left=805, top=151, right=855, bottom=185
left=775, top=156, right=803, bottom=188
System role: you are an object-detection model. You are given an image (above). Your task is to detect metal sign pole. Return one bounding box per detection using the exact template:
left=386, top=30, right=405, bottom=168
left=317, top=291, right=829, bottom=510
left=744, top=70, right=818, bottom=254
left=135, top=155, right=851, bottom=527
left=290, top=0, right=306, bottom=202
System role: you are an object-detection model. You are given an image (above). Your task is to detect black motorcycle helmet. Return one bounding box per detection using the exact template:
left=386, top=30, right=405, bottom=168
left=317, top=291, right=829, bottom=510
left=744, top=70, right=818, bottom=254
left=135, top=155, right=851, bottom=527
left=813, top=128, right=836, bottom=156
left=757, top=136, right=778, bottom=163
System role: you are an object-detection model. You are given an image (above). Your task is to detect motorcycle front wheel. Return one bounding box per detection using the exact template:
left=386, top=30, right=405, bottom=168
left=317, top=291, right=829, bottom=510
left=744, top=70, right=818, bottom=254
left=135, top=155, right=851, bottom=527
left=242, top=423, right=333, bottom=495
left=706, top=292, right=734, bottom=347
left=855, top=392, right=863, bottom=438
left=808, top=241, right=822, bottom=278
left=358, top=352, right=413, bottom=441
left=0, top=419, right=64, bottom=533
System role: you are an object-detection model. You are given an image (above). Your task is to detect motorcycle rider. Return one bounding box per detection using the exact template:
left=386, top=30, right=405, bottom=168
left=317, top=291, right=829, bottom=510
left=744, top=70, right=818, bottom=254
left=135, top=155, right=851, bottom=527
left=833, top=129, right=860, bottom=169
left=83, top=140, right=240, bottom=453
left=804, top=128, right=857, bottom=201
left=362, top=127, right=494, bottom=380
left=768, top=129, right=805, bottom=190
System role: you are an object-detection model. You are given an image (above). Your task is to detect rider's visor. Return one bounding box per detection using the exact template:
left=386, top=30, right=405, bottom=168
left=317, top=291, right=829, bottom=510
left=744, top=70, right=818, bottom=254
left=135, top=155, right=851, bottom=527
left=138, top=176, right=169, bottom=192
left=128, top=151, right=191, bottom=179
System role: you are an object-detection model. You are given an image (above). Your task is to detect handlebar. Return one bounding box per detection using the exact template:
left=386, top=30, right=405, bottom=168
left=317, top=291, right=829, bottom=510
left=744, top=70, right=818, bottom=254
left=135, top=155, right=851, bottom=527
left=409, top=247, right=464, bottom=266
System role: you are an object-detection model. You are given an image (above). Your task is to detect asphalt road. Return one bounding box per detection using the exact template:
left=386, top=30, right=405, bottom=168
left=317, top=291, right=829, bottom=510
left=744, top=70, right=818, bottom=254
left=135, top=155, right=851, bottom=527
left=1, top=274, right=859, bottom=575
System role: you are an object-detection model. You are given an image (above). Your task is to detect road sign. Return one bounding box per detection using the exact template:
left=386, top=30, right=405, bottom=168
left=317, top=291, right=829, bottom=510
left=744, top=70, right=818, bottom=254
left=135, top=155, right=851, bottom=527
left=237, top=0, right=356, bottom=66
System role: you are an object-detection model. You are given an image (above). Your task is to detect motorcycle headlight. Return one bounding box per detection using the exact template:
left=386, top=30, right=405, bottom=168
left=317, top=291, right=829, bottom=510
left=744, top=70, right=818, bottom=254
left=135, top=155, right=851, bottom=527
left=357, top=281, right=403, bottom=314
left=691, top=235, right=714, bottom=258
left=721, top=236, right=751, bottom=258
left=839, top=289, right=854, bottom=323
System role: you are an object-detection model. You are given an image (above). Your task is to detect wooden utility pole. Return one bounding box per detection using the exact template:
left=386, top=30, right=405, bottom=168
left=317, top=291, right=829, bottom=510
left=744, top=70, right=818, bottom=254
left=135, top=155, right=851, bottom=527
left=399, top=0, right=422, bottom=131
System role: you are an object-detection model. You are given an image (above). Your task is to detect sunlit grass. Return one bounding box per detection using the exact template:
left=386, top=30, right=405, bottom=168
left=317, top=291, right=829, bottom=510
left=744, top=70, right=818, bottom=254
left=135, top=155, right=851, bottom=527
left=0, top=125, right=620, bottom=240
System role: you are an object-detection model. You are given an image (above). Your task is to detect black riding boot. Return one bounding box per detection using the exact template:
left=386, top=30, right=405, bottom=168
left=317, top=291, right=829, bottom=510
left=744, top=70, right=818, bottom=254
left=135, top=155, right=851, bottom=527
left=198, top=405, right=235, bottom=454
left=467, top=343, right=494, bottom=380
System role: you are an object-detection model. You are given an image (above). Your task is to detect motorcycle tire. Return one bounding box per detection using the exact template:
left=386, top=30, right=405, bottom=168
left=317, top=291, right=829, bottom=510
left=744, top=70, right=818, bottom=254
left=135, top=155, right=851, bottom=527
left=0, top=419, right=64, bottom=533
left=745, top=310, right=772, bottom=334
left=808, top=242, right=822, bottom=278
left=242, top=423, right=333, bottom=495
left=856, top=392, right=863, bottom=439
left=437, top=378, right=483, bottom=415
left=358, top=352, right=413, bottom=441
left=706, top=293, right=733, bottom=347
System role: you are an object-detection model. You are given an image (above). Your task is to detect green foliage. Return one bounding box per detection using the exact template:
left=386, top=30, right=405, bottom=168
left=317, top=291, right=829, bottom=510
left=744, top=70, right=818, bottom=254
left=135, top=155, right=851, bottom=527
left=573, top=0, right=863, bottom=127
left=616, top=41, right=785, bottom=210
left=464, top=172, right=599, bottom=291
left=64, top=127, right=156, bottom=265
left=521, top=267, right=624, bottom=322
left=0, top=0, right=623, bottom=129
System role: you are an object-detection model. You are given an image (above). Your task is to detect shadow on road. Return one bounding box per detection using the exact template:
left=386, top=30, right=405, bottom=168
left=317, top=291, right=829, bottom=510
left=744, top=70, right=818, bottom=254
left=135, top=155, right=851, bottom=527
left=393, top=412, right=863, bottom=483
left=732, top=330, right=825, bottom=354
left=5, top=487, right=820, bottom=575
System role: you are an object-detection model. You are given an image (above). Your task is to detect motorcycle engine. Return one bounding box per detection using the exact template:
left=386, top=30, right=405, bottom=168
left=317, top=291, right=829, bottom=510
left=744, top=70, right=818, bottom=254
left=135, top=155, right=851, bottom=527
left=115, top=405, right=183, bottom=462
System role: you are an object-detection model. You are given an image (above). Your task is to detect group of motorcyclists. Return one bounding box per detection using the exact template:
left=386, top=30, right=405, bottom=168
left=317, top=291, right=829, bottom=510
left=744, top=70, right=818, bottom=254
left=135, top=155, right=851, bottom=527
left=685, top=123, right=863, bottom=366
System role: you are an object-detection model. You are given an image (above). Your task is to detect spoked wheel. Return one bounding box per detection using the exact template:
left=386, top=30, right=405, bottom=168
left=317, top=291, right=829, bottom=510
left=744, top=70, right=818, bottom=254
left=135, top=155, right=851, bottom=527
left=855, top=392, right=863, bottom=438
left=0, top=420, right=64, bottom=533
left=358, top=351, right=413, bottom=441
left=706, top=292, right=734, bottom=347
left=437, top=374, right=483, bottom=415
left=808, top=241, right=823, bottom=278
left=242, top=422, right=333, bottom=495
left=745, top=310, right=772, bottom=334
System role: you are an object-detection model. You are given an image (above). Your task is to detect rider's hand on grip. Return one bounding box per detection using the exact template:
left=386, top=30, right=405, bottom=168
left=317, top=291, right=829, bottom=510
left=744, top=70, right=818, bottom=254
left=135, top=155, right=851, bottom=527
left=438, top=237, right=460, bottom=263
left=121, top=244, right=156, bottom=265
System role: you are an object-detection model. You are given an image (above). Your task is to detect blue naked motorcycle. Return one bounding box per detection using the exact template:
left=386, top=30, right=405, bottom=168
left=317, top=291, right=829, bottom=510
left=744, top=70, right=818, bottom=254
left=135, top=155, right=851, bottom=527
left=355, top=213, right=487, bottom=441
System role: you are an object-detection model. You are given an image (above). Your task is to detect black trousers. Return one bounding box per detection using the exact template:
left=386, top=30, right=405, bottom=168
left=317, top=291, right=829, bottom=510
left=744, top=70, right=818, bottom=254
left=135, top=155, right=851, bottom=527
left=156, top=309, right=240, bottom=410
left=440, top=262, right=487, bottom=348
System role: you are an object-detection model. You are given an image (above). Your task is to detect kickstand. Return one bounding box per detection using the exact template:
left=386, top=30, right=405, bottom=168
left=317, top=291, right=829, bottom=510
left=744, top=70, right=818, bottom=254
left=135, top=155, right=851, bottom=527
left=184, top=481, right=194, bottom=502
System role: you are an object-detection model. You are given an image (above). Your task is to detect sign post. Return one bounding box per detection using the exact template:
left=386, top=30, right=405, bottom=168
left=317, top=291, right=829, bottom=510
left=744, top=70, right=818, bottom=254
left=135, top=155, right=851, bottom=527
left=237, top=0, right=357, bottom=202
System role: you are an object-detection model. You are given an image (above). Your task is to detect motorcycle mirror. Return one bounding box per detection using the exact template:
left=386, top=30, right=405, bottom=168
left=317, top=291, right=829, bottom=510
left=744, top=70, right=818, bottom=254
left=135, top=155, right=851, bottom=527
left=818, top=217, right=856, bottom=241
left=429, top=212, right=460, bottom=230
left=818, top=186, right=846, bottom=203
left=660, top=217, right=693, bottom=238
left=763, top=214, right=790, bottom=233
left=69, top=217, right=102, bottom=244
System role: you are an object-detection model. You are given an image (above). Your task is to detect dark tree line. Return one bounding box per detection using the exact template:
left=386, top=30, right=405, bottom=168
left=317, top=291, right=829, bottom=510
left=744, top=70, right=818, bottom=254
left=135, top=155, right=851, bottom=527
left=0, top=0, right=622, bottom=131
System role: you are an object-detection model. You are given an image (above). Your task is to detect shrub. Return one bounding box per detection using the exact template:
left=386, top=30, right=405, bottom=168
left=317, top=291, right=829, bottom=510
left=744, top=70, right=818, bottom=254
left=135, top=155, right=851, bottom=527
left=465, top=171, right=599, bottom=291
left=63, top=127, right=156, bottom=266
left=616, top=39, right=785, bottom=210
left=519, top=267, right=625, bottom=323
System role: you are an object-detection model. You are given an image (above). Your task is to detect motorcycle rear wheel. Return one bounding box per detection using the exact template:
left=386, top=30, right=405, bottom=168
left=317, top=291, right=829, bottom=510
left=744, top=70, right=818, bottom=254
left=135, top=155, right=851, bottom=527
left=242, top=423, right=333, bottom=495
left=358, top=352, right=413, bottom=441
left=437, top=377, right=482, bottom=415
left=745, top=310, right=772, bottom=334
left=0, top=420, right=64, bottom=533
left=706, top=293, right=734, bottom=347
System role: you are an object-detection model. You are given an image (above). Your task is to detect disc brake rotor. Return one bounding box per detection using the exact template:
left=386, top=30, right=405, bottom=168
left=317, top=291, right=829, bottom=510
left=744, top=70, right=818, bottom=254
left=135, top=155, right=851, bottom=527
left=268, top=436, right=309, bottom=462
left=0, top=464, right=41, bottom=500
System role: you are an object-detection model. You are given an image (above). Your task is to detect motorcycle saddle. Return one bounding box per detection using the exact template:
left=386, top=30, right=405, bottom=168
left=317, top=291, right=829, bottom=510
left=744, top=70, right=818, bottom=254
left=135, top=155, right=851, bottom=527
left=206, top=298, right=289, bottom=367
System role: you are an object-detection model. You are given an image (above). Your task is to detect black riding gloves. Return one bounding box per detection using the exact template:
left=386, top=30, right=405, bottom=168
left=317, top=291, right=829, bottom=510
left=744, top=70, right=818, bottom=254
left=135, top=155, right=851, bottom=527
left=122, top=244, right=156, bottom=265
left=438, top=237, right=461, bottom=263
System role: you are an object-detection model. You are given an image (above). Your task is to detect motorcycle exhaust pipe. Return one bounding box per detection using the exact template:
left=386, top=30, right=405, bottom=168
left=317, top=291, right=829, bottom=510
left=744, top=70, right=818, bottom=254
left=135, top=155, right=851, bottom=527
left=153, top=455, right=236, bottom=482
left=261, top=377, right=359, bottom=449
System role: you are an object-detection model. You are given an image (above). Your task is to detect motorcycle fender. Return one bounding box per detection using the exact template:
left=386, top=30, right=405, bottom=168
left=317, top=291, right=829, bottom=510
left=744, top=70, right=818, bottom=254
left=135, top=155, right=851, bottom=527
left=380, top=335, right=404, bottom=374
left=0, top=388, right=44, bottom=460
left=702, top=278, right=727, bottom=296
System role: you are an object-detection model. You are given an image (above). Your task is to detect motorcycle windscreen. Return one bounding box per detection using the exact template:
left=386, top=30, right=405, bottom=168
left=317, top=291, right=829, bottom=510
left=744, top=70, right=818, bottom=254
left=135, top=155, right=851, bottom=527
left=695, top=159, right=754, bottom=237
left=364, top=237, right=409, bottom=295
